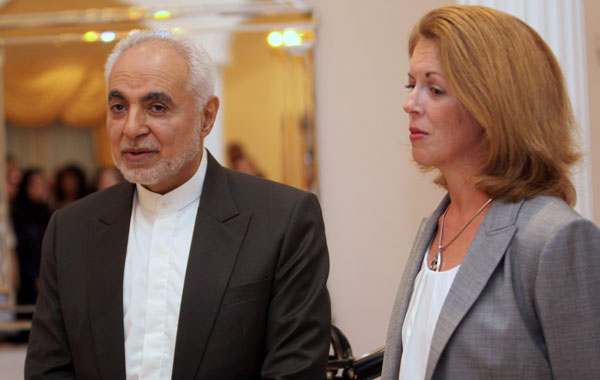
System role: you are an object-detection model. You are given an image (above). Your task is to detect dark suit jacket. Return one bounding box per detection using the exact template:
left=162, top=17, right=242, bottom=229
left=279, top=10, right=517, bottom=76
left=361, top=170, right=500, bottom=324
left=25, top=153, right=331, bottom=380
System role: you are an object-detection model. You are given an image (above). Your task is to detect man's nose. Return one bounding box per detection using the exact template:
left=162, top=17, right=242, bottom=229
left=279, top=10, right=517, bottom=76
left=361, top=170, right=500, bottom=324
left=123, top=107, right=149, bottom=139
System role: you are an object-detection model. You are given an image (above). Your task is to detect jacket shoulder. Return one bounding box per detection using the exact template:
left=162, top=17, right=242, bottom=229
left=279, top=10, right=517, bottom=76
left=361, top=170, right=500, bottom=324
left=224, top=168, right=314, bottom=205
left=516, top=195, right=585, bottom=234
left=55, top=181, right=134, bottom=221
left=506, top=195, right=600, bottom=262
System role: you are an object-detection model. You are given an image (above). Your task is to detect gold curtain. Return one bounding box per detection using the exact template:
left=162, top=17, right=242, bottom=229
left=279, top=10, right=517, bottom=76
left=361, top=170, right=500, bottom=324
left=0, top=0, right=141, bottom=129
left=3, top=42, right=118, bottom=166
left=4, top=63, right=106, bottom=128
left=0, top=0, right=142, bottom=167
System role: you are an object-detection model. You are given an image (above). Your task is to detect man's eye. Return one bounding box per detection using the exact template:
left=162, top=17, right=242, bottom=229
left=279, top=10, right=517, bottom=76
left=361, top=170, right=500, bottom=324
left=111, top=104, right=126, bottom=112
left=150, top=104, right=166, bottom=112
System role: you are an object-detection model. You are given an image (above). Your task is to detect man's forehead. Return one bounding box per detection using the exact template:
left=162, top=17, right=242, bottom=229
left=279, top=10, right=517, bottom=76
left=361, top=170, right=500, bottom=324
left=116, top=41, right=183, bottom=66
left=109, top=45, right=185, bottom=84
left=108, top=50, right=188, bottom=88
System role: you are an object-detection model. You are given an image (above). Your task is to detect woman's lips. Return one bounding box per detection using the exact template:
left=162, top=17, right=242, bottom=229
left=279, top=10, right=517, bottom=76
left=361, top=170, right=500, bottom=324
left=409, top=127, right=428, bottom=142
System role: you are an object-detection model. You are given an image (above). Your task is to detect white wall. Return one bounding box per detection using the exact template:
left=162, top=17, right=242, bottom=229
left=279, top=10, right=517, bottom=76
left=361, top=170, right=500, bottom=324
left=584, top=0, right=600, bottom=224
left=306, top=0, right=450, bottom=355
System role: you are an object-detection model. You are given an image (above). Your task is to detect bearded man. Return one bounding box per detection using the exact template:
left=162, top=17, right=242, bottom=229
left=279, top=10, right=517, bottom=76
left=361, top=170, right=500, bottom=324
left=25, top=31, right=331, bottom=380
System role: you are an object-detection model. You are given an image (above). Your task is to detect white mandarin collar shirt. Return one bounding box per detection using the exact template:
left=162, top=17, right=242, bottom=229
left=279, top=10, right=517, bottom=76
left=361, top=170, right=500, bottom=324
left=123, top=149, right=208, bottom=380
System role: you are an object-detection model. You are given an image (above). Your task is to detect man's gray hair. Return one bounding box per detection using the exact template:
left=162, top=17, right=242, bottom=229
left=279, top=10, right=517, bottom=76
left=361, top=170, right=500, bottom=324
left=104, top=30, right=217, bottom=111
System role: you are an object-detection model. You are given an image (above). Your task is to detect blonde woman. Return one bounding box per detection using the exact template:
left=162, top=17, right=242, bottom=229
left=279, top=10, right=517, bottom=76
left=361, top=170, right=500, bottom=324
left=382, top=5, right=600, bottom=380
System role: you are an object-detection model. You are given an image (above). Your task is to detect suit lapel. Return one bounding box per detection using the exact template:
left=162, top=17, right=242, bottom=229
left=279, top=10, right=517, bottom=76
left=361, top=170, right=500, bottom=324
left=395, top=199, right=447, bottom=349
left=383, top=196, right=450, bottom=378
left=425, top=199, right=524, bottom=379
left=86, top=183, right=135, bottom=380
left=171, top=153, right=251, bottom=379
left=400, top=195, right=451, bottom=319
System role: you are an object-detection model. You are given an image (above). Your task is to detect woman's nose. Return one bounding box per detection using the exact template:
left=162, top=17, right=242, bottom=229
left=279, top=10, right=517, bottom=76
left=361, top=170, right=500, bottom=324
left=403, top=89, right=422, bottom=116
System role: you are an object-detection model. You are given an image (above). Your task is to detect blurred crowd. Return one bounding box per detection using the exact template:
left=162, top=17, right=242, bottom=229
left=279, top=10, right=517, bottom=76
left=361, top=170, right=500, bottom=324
left=2, top=146, right=263, bottom=343
left=3, top=155, right=124, bottom=341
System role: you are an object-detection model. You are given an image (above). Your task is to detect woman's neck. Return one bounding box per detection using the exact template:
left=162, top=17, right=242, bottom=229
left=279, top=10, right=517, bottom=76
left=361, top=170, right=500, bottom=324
left=442, top=167, right=491, bottom=218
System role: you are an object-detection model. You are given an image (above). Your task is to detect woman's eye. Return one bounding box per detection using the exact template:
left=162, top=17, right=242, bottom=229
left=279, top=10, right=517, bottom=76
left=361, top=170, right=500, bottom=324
left=405, top=84, right=415, bottom=90
left=430, top=87, right=446, bottom=96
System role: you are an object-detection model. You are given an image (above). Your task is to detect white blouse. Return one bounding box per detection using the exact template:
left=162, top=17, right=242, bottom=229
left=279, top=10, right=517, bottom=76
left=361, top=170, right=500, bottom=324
left=399, top=246, right=459, bottom=380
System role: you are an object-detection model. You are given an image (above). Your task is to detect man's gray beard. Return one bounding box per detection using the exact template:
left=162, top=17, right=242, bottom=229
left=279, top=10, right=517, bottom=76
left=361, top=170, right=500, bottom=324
left=113, top=126, right=202, bottom=187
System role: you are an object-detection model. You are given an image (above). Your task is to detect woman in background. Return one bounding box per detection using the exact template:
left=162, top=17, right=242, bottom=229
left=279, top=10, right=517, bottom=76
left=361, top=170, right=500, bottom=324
left=11, top=169, right=52, bottom=312
left=382, top=5, right=600, bottom=380
left=54, top=164, right=88, bottom=209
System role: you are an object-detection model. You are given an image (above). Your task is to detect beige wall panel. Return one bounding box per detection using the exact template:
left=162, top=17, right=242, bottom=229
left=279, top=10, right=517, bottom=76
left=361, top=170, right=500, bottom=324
left=584, top=0, right=600, bottom=224
left=308, top=0, right=452, bottom=355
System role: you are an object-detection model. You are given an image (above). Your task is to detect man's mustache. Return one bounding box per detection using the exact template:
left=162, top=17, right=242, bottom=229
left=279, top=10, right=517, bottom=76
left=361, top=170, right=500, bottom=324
left=120, top=140, right=160, bottom=151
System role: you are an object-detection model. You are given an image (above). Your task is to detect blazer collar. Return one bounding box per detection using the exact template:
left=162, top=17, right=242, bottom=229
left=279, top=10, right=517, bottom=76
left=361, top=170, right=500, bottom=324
left=401, top=196, right=449, bottom=321
left=425, top=197, right=524, bottom=379
left=382, top=213, right=430, bottom=378
left=386, top=195, right=448, bottom=361
left=86, top=151, right=251, bottom=380
left=172, top=152, right=251, bottom=379
left=197, top=151, right=239, bottom=222
left=382, top=194, right=450, bottom=378
left=87, top=181, right=135, bottom=380
left=401, top=194, right=452, bottom=323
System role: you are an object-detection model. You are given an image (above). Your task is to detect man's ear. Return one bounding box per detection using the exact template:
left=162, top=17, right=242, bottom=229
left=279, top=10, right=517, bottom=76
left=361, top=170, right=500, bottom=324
left=200, top=96, right=220, bottom=138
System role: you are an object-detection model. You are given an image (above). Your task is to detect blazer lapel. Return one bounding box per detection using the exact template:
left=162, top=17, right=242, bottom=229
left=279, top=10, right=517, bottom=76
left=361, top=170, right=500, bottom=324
left=397, top=217, right=434, bottom=325
left=425, top=199, right=524, bottom=379
left=86, top=183, right=135, bottom=380
left=396, top=198, right=449, bottom=346
left=400, top=195, right=451, bottom=320
left=171, top=153, right=251, bottom=379
left=383, top=196, right=450, bottom=378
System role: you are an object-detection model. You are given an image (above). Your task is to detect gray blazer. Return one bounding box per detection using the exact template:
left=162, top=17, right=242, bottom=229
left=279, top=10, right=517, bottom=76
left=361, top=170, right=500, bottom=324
left=382, top=195, right=600, bottom=380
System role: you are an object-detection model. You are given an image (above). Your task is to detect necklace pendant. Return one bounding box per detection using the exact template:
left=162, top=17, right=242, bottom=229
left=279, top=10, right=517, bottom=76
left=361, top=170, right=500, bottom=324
left=429, top=251, right=441, bottom=271
left=434, top=198, right=492, bottom=273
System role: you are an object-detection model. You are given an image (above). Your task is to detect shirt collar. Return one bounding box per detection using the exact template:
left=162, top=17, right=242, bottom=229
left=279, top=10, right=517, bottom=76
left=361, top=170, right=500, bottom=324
left=135, top=148, right=208, bottom=216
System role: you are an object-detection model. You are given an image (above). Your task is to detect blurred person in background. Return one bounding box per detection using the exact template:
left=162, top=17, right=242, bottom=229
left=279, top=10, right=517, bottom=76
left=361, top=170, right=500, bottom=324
left=93, top=166, right=124, bottom=191
left=227, top=142, right=264, bottom=177
left=54, top=164, right=89, bottom=209
left=6, top=154, right=22, bottom=208
left=4, top=154, right=20, bottom=298
left=0, top=157, right=18, bottom=340
left=382, top=5, right=600, bottom=380
left=11, top=169, right=52, bottom=319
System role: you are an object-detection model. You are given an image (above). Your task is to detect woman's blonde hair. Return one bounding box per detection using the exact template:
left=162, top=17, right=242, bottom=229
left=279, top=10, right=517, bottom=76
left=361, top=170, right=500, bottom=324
left=409, top=5, right=581, bottom=205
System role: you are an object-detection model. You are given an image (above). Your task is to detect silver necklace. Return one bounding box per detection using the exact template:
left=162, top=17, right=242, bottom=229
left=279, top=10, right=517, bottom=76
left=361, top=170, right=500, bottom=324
left=429, top=198, right=493, bottom=272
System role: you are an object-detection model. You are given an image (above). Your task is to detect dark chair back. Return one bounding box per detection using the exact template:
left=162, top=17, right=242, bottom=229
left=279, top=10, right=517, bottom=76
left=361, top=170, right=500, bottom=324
left=327, top=325, right=384, bottom=380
